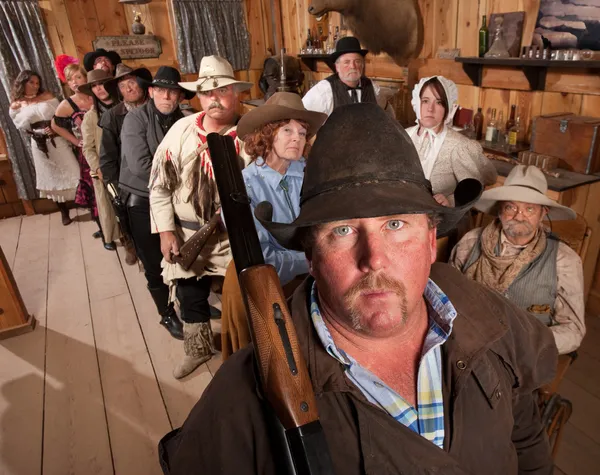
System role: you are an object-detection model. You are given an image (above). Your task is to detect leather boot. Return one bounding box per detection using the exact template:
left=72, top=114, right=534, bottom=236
left=120, top=237, right=138, bottom=265
left=160, top=307, right=184, bottom=340
left=173, top=322, right=214, bottom=379
left=57, top=202, right=72, bottom=226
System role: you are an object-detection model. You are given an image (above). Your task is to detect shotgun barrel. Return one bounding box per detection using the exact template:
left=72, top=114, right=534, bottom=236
left=207, top=133, right=335, bottom=475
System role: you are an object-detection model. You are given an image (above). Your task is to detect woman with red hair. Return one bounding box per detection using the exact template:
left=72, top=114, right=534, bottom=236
left=218, top=92, right=327, bottom=362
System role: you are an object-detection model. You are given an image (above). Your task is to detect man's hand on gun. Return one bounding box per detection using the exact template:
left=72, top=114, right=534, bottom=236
left=160, top=231, right=180, bottom=263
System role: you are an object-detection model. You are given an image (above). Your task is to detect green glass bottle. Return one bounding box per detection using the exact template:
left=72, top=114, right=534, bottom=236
left=479, top=15, right=489, bottom=57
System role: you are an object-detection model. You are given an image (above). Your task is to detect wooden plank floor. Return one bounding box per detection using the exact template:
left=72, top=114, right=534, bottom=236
left=1, top=212, right=600, bottom=474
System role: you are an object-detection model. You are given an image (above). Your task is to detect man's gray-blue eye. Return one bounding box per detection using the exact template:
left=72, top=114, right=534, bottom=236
left=386, top=220, right=403, bottom=230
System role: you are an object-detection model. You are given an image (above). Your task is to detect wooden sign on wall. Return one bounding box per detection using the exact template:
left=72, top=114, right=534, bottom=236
left=92, top=36, right=162, bottom=59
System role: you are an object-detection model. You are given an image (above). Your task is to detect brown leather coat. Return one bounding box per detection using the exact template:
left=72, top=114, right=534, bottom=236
left=159, top=263, right=557, bottom=474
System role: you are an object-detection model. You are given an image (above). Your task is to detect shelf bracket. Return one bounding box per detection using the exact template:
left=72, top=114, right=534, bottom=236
left=522, top=66, right=547, bottom=91
left=460, top=62, right=483, bottom=87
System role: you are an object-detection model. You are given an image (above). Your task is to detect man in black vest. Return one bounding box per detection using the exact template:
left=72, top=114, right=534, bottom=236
left=450, top=165, right=585, bottom=355
left=302, top=36, right=390, bottom=115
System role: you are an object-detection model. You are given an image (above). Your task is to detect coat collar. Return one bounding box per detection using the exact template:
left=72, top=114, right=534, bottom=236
left=288, top=263, right=508, bottom=397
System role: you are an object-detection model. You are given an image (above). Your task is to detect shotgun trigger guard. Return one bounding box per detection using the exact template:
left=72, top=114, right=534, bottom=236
left=273, top=303, right=298, bottom=376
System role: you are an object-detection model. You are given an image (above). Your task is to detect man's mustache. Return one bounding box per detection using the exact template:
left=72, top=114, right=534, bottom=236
left=344, top=273, right=406, bottom=303
left=209, top=102, right=225, bottom=110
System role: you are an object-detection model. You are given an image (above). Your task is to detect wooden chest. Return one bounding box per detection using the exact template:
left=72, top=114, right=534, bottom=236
left=531, top=113, right=600, bottom=174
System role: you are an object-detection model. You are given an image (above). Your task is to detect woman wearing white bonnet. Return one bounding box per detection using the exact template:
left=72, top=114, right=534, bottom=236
left=406, top=76, right=497, bottom=206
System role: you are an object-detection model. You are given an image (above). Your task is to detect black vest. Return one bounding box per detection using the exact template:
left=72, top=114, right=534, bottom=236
left=326, top=74, right=377, bottom=110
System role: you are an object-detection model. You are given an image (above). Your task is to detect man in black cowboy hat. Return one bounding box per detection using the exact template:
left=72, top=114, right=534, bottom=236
left=118, top=66, right=195, bottom=340
left=98, top=63, right=152, bottom=188
left=160, top=104, right=556, bottom=474
left=302, top=36, right=391, bottom=116
left=83, top=48, right=122, bottom=75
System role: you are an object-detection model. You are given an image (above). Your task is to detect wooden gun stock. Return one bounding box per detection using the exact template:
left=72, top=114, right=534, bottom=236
left=207, top=133, right=335, bottom=475
left=171, top=213, right=221, bottom=271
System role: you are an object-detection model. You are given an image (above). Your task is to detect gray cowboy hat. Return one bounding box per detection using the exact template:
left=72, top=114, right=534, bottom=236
left=236, top=92, right=327, bottom=140
left=475, top=164, right=576, bottom=221
left=103, top=63, right=152, bottom=98
left=137, top=66, right=196, bottom=100
left=78, top=69, right=113, bottom=96
left=255, top=103, right=483, bottom=251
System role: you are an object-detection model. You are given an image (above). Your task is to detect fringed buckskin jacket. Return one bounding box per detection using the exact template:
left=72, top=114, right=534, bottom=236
left=159, top=263, right=557, bottom=475
left=149, top=111, right=246, bottom=283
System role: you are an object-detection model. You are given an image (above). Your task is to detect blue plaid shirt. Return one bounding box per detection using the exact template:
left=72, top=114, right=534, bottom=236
left=310, top=279, right=457, bottom=448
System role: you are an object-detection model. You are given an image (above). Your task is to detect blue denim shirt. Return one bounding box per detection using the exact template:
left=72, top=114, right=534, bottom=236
left=242, top=158, right=308, bottom=284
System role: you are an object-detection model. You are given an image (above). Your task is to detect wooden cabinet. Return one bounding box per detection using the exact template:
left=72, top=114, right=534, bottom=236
left=0, top=129, right=25, bottom=219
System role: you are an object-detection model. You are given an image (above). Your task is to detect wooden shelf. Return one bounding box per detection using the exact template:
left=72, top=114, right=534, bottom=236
left=455, top=57, right=600, bottom=91
left=298, top=54, right=334, bottom=72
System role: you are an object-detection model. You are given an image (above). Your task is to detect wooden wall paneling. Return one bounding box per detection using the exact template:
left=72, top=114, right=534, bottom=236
left=539, top=92, right=583, bottom=116
left=245, top=0, right=269, bottom=69
left=580, top=95, right=600, bottom=118
left=46, top=0, right=78, bottom=58
left=63, top=0, right=100, bottom=57
left=509, top=89, right=537, bottom=142
left=281, top=0, right=299, bottom=54
left=418, top=58, right=471, bottom=84
left=455, top=0, right=480, bottom=57
left=519, top=0, right=541, bottom=48
left=95, top=0, right=129, bottom=36
left=418, top=0, right=435, bottom=59
left=486, top=0, right=521, bottom=15
left=39, top=1, right=64, bottom=56
left=582, top=182, right=600, bottom=298
left=456, top=84, right=480, bottom=111
left=545, top=70, right=600, bottom=96
left=432, top=0, right=459, bottom=54
left=480, top=67, right=530, bottom=90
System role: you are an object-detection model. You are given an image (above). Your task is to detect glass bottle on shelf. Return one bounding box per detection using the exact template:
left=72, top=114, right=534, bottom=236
left=485, top=16, right=511, bottom=58
left=505, top=104, right=516, bottom=133
left=306, top=28, right=313, bottom=53
left=485, top=108, right=498, bottom=144
left=333, top=26, right=340, bottom=47
left=497, top=110, right=505, bottom=146
left=473, top=107, right=484, bottom=141
left=479, top=15, right=489, bottom=58
left=508, top=115, right=521, bottom=150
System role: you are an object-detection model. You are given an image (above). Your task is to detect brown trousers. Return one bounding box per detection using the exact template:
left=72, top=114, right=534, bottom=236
left=220, top=260, right=305, bottom=360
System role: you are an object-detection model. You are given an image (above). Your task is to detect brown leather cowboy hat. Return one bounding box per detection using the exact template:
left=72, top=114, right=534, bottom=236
left=237, top=92, right=327, bottom=139
left=103, top=63, right=152, bottom=98
left=254, top=103, right=483, bottom=251
left=78, top=69, right=113, bottom=96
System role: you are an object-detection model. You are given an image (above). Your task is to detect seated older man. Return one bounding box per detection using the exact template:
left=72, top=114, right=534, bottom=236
left=450, top=165, right=586, bottom=355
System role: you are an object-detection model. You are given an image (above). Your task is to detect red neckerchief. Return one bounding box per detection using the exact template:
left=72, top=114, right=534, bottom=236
left=194, top=111, right=240, bottom=179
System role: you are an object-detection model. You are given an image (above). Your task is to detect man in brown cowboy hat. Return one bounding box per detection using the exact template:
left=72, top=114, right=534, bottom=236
left=98, top=63, right=152, bottom=188
left=302, top=36, right=392, bottom=116
left=450, top=165, right=585, bottom=355
left=149, top=55, right=252, bottom=378
left=83, top=48, right=122, bottom=75
left=118, top=66, right=196, bottom=340
left=159, top=104, right=556, bottom=474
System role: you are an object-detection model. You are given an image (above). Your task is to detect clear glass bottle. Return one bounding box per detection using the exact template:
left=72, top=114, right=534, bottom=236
left=497, top=110, right=505, bottom=146
left=485, top=108, right=498, bottom=144
left=333, top=26, right=340, bottom=47
left=485, top=16, right=510, bottom=59
left=306, top=28, right=313, bottom=52
left=505, top=105, right=516, bottom=133
left=479, top=15, right=489, bottom=58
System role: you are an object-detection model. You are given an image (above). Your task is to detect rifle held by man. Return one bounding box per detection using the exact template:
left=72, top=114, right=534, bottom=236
left=207, top=133, right=335, bottom=475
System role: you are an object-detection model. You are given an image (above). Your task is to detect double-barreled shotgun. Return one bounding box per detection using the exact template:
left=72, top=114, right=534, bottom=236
left=207, top=133, right=335, bottom=474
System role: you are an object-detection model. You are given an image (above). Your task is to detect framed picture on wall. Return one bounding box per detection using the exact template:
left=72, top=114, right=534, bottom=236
left=489, top=12, right=525, bottom=57
left=534, top=0, right=600, bottom=50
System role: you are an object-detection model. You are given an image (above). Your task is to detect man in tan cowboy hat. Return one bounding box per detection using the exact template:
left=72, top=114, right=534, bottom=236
left=149, top=55, right=252, bottom=379
left=159, top=104, right=556, bottom=474
left=450, top=165, right=585, bottom=355
left=302, top=36, right=393, bottom=116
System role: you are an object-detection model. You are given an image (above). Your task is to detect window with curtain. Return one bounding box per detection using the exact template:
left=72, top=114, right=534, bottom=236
left=171, top=0, right=251, bottom=74
left=0, top=0, right=63, bottom=200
